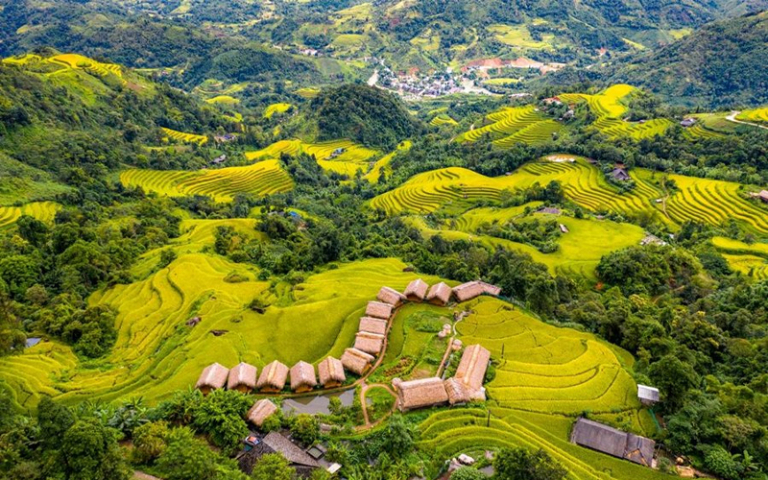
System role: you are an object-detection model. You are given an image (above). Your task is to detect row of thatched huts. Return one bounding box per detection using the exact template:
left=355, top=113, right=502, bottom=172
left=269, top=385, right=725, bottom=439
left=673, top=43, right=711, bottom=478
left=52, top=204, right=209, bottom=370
left=393, top=343, right=491, bottom=411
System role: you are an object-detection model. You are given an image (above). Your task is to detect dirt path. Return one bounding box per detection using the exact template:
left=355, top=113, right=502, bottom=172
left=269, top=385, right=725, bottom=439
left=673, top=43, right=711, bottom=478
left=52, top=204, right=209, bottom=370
left=133, top=472, right=162, bottom=480
left=357, top=382, right=398, bottom=431
left=436, top=337, right=455, bottom=378
left=726, top=111, right=768, bottom=131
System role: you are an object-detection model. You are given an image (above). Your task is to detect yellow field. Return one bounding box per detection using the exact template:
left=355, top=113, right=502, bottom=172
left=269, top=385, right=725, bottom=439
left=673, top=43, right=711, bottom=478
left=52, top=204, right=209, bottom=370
left=0, top=201, right=61, bottom=230
left=488, top=24, right=554, bottom=50
left=205, top=95, right=240, bottom=105
left=246, top=139, right=379, bottom=176
left=430, top=115, right=458, bottom=127
left=263, top=103, right=293, bottom=119
left=161, top=127, right=208, bottom=146
left=296, top=87, right=321, bottom=99
left=457, top=105, right=562, bottom=146
left=363, top=141, right=411, bottom=184
left=737, top=107, right=768, bottom=124
left=120, top=159, right=292, bottom=202
left=712, top=237, right=768, bottom=280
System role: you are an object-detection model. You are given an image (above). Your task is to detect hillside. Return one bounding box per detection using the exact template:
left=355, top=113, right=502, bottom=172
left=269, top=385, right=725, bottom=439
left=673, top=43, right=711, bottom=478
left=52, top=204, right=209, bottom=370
left=608, top=11, right=768, bottom=106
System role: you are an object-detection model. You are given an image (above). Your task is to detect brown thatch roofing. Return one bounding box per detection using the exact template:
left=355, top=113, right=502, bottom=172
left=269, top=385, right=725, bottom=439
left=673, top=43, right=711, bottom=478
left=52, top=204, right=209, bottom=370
left=426, top=282, right=452, bottom=305
left=317, top=356, right=345, bottom=386
left=227, top=362, right=257, bottom=390
left=341, top=348, right=374, bottom=375
left=377, top=286, right=407, bottom=306
left=354, top=332, right=385, bottom=355
left=455, top=344, right=491, bottom=391
left=247, top=398, right=278, bottom=427
left=195, top=363, right=229, bottom=390
left=365, top=301, right=393, bottom=319
left=444, top=377, right=472, bottom=405
left=452, top=281, right=501, bottom=302
left=570, top=418, right=655, bottom=466
left=256, top=360, right=289, bottom=391
left=404, top=279, right=429, bottom=301
left=396, top=377, right=449, bottom=411
left=262, top=431, right=320, bottom=468
left=290, top=361, right=317, bottom=391
left=359, top=316, right=387, bottom=335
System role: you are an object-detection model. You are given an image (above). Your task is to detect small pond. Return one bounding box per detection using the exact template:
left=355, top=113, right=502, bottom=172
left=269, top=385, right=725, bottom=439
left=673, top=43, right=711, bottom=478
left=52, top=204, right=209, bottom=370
left=282, top=388, right=368, bottom=415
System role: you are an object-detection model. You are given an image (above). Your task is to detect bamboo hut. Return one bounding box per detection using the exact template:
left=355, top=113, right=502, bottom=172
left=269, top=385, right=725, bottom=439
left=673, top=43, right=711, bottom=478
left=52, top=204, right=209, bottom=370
left=195, top=363, right=229, bottom=395
left=404, top=279, right=429, bottom=302
left=443, top=378, right=472, bottom=405
left=256, top=360, right=289, bottom=392
left=452, top=281, right=501, bottom=303
left=426, top=282, right=452, bottom=306
left=247, top=398, right=278, bottom=427
left=377, top=286, right=407, bottom=307
left=318, top=356, right=345, bottom=388
left=394, top=377, right=449, bottom=411
left=227, top=362, right=257, bottom=393
left=454, top=344, right=491, bottom=397
left=354, top=332, right=385, bottom=355
left=290, top=361, right=317, bottom=393
left=341, top=348, right=374, bottom=375
left=365, top=301, right=393, bottom=319
left=358, top=316, right=387, bottom=335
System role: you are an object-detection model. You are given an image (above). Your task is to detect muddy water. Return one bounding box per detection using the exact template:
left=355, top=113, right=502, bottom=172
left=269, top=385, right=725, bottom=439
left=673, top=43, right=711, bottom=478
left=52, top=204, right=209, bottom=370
left=282, top=389, right=366, bottom=415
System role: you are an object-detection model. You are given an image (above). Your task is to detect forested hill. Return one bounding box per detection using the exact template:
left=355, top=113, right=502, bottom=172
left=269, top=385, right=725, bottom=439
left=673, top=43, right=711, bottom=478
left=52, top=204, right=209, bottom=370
left=608, top=10, right=768, bottom=107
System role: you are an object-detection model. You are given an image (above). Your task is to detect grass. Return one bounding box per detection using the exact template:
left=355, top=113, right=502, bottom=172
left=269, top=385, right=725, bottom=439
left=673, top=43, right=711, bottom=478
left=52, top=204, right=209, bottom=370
left=120, top=159, right=293, bottom=202
left=0, top=256, right=444, bottom=409
left=487, top=24, right=554, bottom=50
left=689, top=113, right=739, bottom=133
left=456, top=105, right=562, bottom=147
left=161, top=127, right=208, bottom=146
left=0, top=201, right=61, bottom=230
left=263, top=103, right=293, bottom=119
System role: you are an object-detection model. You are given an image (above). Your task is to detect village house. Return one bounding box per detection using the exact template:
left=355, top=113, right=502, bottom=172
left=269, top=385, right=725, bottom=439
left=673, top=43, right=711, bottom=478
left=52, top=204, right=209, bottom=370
left=377, top=286, right=407, bottom=307
left=227, top=362, right=257, bottom=393
left=358, top=316, right=388, bottom=335
left=256, top=360, right=289, bottom=393
left=452, top=281, right=502, bottom=303
left=680, top=118, right=697, bottom=127
left=759, top=190, right=768, bottom=202
left=354, top=332, right=386, bottom=355
left=404, top=278, right=429, bottom=302
left=570, top=418, right=655, bottom=467
left=290, top=361, right=318, bottom=393
left=317, top=356, right=345, bottom=388
left=611, top=168, right=631, bottom=182
left=453, top=344, right=491, bottom=400
left=195, top=363, right=229, bottom=395
left=426, top=282, right=452, bottom=306
left=393, top=377, right=450, bottom=411
left=365, top=301, right=393, bottom=319
left=246, top=399, right=278, bottom=428
left=238, top=431, right=320, bottom=478
left=341, top=348, right=374, bottom=375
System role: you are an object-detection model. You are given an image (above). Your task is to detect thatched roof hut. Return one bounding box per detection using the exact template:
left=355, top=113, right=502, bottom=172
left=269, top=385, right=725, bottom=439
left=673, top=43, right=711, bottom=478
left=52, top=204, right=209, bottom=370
left=256, top=360, right=289, bottom=392
left=318, top=356, right=345, bottom=388
left=227, top=362, right=257, bottom=393
left=354, top=332, right=385, bottom=355
left=247, top=398, right=278, bottom=427
left=377, top=286, right=407, bottom=307
left=341, top=348, right=374, bottom=375
left=570, top=418, right=655, bottom=467
left=359, top=316, right=387, bottom=335
left=443, top=378, right=471, bottom=405
left=365, top=301, right=393, bottom=319
left=426, top=282, right=452, bottom=306
left=290, top=361, right=317, bottom=393
left=452, top=281, right=501, bottom=303
left=395, top=377, right=449, bottom=411
left=195, top=363, right=229, bottom=395
left=238, top=431, right=320, bottom=478
left=455, top=344, right=491, bottom=392
left=404, top=279, right=429, bottom=302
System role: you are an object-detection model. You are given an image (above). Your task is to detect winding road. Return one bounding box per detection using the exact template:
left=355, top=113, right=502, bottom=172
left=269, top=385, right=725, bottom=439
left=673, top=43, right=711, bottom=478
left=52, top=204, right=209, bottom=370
left=725, top=111, right=768, bottom=131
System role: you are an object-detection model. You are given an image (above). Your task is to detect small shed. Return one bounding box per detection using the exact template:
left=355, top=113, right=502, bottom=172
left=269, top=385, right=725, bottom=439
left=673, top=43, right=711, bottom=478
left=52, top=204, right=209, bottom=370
left=354, top=332, right=385, bottom=355
left=394, top=377, right=450, bottom=411
left=426, top=282, right=452, bottom=306
left=290, top=361, right=317, bottom=393
left=637, top=385, right=660, bottom=406
left=377, top=286, right=407, bottom=307
left=256, top=360, right=289, bottom=392
left=454, top=344, right=491, bottom=394
left=611, top=168, right=631, bottom=182
left=680, top=118, right=696, bottom=127
left=227, top=362, right=257, bottom=393
left=196, top=363, right=229, bottom=395
left=365, top=301, right=393, bottom=319
left=404, top=279, right=429, bottom=302
left=317, top=356, right=345, bottom=388
left=443, top=378, right=472, bottom=405
left=453, top=281, right=501, bottom=303
left=247, top=399, right=278, bottom=427
left=341, top=348, right=375, bottom=375
left=759, top=190, right=768, bottom=202
left=359, top=316, right=388, bottom=335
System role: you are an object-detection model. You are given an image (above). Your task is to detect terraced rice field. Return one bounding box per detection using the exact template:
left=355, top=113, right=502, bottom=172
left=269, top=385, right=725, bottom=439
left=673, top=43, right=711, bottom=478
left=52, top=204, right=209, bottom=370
left=737, top=107, right=768, bottom=124
left=363, top=141, right=412, bottom=184
left=560, top=85, right=673, bottom=140
left=263, top=103, right=293, bottom=119
left=712, top=237, right=768, bottom=280
left=120, top=159, right=293, bottom=202
left=205, top=95, right=240, bottom=105
left=457, top=105, right=561, bottom=146
left=0, top=257, right=441, bottom=408
left=0, top=201, right=61, bottom=230
left=49, top=53, right=123, bottom=78
left=246, top=139, right=379, bottom=176
left=683, top=124, right=726, bottom=140
left=430, top=115, right=458, bottom=127
left=296, top=87, right=321, bottom=99
left=161, top=127, right=208, bottom=146
left=487, top=24, right=555, bottom=49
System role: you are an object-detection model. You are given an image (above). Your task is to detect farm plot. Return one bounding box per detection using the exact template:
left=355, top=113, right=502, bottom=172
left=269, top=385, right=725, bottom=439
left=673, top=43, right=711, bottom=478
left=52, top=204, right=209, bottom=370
left=712, top=237, right=768, bottom=280
left=120, top=159, right=293, bottom=202
left=161, top=127, right=208, bottom=146
left=737, top=107, right=768, bottom=124
left=0, top=201, right=61, bottom=230
left=430, top=115, right=458, bottom=127
left=457, top=105, right=560, bottom=146
left=49, top=53, right=123, bottom=79
left=0, top=257, right=442, bottom=408
left=296, top=87, right=321, bottom=99
left=245, top=139, right=379, bottom=176
left=363, top=141, right=411, bottom=184
left=263, top=102, right=293, bottom=119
